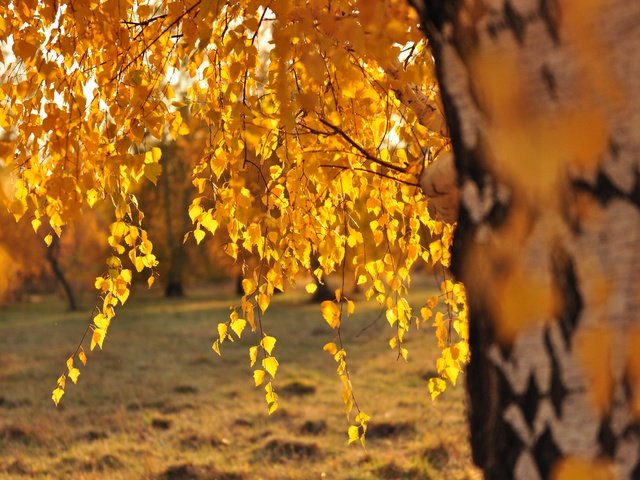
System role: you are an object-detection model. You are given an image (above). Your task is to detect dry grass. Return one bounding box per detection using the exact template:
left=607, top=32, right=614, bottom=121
left=0, top=279, right=481, bottom=479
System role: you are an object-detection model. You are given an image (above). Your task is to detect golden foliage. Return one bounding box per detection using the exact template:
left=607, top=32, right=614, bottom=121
left=0, top=0, right=466, bottom=429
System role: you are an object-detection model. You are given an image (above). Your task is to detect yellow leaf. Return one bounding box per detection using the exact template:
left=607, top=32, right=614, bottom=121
left=242, top=278, right=256, bottom=295
left=246, top=305, right=256, bottom=331
left=134, top=256, right=145, bottom=272
left=265, top=382, right=279, bottom=415
left=194, top=228, right=205, bottom=244
left=200, top=212, right=218, bottom=234
left=400, top=347, right=408, bottom=361
left=217, top=322, right=228, bottom=341
left=120, top=269, right=132, bottom=283
left=178, top=122, right=190, bottom=136
left=145, top=147, right=162, bottom=164
left=427, top=377, right=447, bottom=400
left=429, top=240, right=442, bottom=264
left=189, top=203, right=203, bottom=222
left=453, top=341, right=470, bottom=362
left=138, top=236, right=153, bottom=255
left=86, top=189, right=100, bottom=208
left=355, top=411, right=370, bottom=425
left=52, top=387, right=64, bottom=406
left=147, top=276, right=155, bottom=288
left=438, top=359, right=460, bottom=385
left=266, top=267, right=284, bottom=293
left=261, top=335, right=277, bottom=355
left=269, top=165, right=282, bottom=179
left=347, top=425, right=360, bottom=445
left=427, top=296, right=438, bottom=309
left=386, top=308, right=397, bottom=326
left=253, top=369, right=265, bottom=386
left=114, top=284, right=130, bottom=304
left=258, top=293, right=270, bottom=313
left=68, top=368, right=80, bottom=384
left=94, top=276, right=109, bottom=292
left=78, top=349, right=87, bottom=366
left=212, top=340, right=221, bottom=355
left=323, top=342, right=338, bottom=355
left=93, top=313, right=110, bottom=329
left=321, top=301, right=341, bottom=329
left=91, top=328, right=106, bottom=350
left=305, top=283, right=318, bottom=294
left=44, top=234, right=52, bottom=246
left=142, top=253, right=158, bottom=268
left=262, top=356, right=279, bottom=378
left=231, top=319, right=247, bottom=338
left=347, top=300, right=355, bottom=315
left=249, top=346, right=258, bottom=367
left=64, top=358, right=80, bottom=383
left=106, top=255, right=121, bottom=270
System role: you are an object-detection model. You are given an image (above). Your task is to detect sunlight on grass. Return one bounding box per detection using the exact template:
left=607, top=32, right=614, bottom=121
left=0, top=279, right=480, bottom=479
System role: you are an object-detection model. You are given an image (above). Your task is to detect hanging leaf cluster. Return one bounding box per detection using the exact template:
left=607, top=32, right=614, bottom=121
left=0, top=0, right=467, bottom=434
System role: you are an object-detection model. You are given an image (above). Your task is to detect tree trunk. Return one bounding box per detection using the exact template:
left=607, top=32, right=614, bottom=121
left=45, top=235, right=78, bottom=311
left=414, top=1, right=640, bottom=478
left=160, top=141, right=190, bottom=298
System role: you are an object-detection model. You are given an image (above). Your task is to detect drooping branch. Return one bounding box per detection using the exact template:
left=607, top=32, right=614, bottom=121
left=316, top=119, right=409, bottom=173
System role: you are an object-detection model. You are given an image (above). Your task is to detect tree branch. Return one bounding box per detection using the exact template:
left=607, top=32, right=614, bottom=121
left=319, top=164, right=419, bottom=187
left=110, top=1, right=201, bottom=82
left=317, top=118, right=408, bottom=173
left=121, top=14, right=167, bottom=27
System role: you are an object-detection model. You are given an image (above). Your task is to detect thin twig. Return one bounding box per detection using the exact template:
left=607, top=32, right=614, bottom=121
left=317, top=119, right=408, bottom=173
left=110, top=1, right=201, bottom=82
left=121, top=14, right=167, bottom=27
left=319, top=164, right=419, bottom=187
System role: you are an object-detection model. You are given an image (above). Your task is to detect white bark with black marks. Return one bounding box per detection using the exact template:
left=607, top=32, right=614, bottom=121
left=412, top=0, right=640, bottom=478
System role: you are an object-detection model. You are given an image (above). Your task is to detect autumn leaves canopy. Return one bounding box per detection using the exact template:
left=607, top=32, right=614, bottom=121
left=0, top=0, right=467, bottom=438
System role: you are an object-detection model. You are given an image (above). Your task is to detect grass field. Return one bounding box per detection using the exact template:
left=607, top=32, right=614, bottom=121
left=0, top=280, right=481, bottom=480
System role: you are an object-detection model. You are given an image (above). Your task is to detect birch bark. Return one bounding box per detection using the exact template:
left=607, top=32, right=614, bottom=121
left=412, top=1, right=640, bottom=478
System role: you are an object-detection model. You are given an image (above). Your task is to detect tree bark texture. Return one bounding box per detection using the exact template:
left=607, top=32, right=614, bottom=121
left=413, top=1, right=640, bottom=478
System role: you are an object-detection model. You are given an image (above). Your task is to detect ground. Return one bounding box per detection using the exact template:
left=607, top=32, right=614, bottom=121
left=0, top=278, right=480, bottom=479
